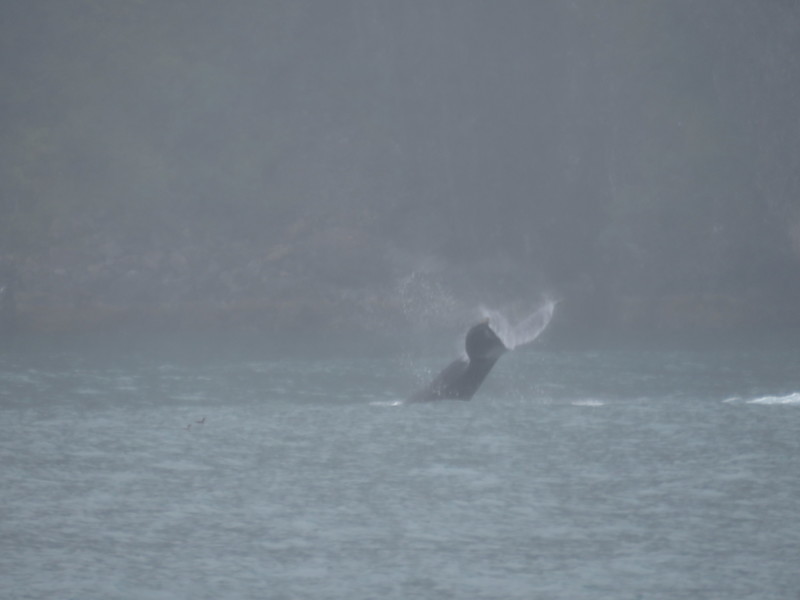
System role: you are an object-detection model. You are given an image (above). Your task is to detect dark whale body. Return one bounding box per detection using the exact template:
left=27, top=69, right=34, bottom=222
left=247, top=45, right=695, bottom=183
left=409, top=320, right=508, bottom=402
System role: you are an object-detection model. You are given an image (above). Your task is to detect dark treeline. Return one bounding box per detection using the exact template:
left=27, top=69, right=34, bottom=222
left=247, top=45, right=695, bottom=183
left=1, top=1, right=799, bottom=342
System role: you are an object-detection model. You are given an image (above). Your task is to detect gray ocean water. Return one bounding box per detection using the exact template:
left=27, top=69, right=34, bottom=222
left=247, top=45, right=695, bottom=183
left=1, top=337, right=799, bottom=600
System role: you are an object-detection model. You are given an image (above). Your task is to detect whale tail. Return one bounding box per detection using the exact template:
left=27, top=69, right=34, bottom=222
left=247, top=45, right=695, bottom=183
left=409, top=320, right=507, bottom=402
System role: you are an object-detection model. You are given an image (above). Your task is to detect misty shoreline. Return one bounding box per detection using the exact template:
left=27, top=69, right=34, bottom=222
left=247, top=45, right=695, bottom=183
left=3, top=220, right=797, bottom=344
left=7, top=281, right=796, bottom=342
left=3, top=2, right=800, bottom=349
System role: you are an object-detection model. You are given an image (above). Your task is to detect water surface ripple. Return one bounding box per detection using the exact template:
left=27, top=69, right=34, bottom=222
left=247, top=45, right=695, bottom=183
left=1, top=343, right=798, bottom=599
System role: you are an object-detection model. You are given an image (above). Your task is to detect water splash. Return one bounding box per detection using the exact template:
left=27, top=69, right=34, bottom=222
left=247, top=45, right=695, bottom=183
left=395, top=271, right=465, bottom=331
left=481, top=299, right=556, bottom=350
left=369, top=400, right=404, bottom=407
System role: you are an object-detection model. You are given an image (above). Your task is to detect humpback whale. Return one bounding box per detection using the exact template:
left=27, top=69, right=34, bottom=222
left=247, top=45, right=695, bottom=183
left=409, top=319, right=508, bottom=402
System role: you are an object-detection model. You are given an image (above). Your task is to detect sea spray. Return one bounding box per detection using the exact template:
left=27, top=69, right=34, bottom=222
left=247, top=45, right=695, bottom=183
left=481, top=299, right=556, bottom=350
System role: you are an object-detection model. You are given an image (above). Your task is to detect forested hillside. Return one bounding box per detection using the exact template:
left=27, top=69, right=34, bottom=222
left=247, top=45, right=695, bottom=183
left=2, top=1, right=799, bottom=341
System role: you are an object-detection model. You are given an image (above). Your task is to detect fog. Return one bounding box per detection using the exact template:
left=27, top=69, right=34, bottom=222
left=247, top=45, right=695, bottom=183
left=2, top=1, right=799, bottom=348
left=3, top=6, right=800, bottom=596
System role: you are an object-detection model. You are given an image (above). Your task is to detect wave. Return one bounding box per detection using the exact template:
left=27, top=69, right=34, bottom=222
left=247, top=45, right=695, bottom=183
left=369, top=400, right=404, bottom=407
left=571, top=399, right=605, bottom=407
left=746, top=392, right=800, bottom=405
